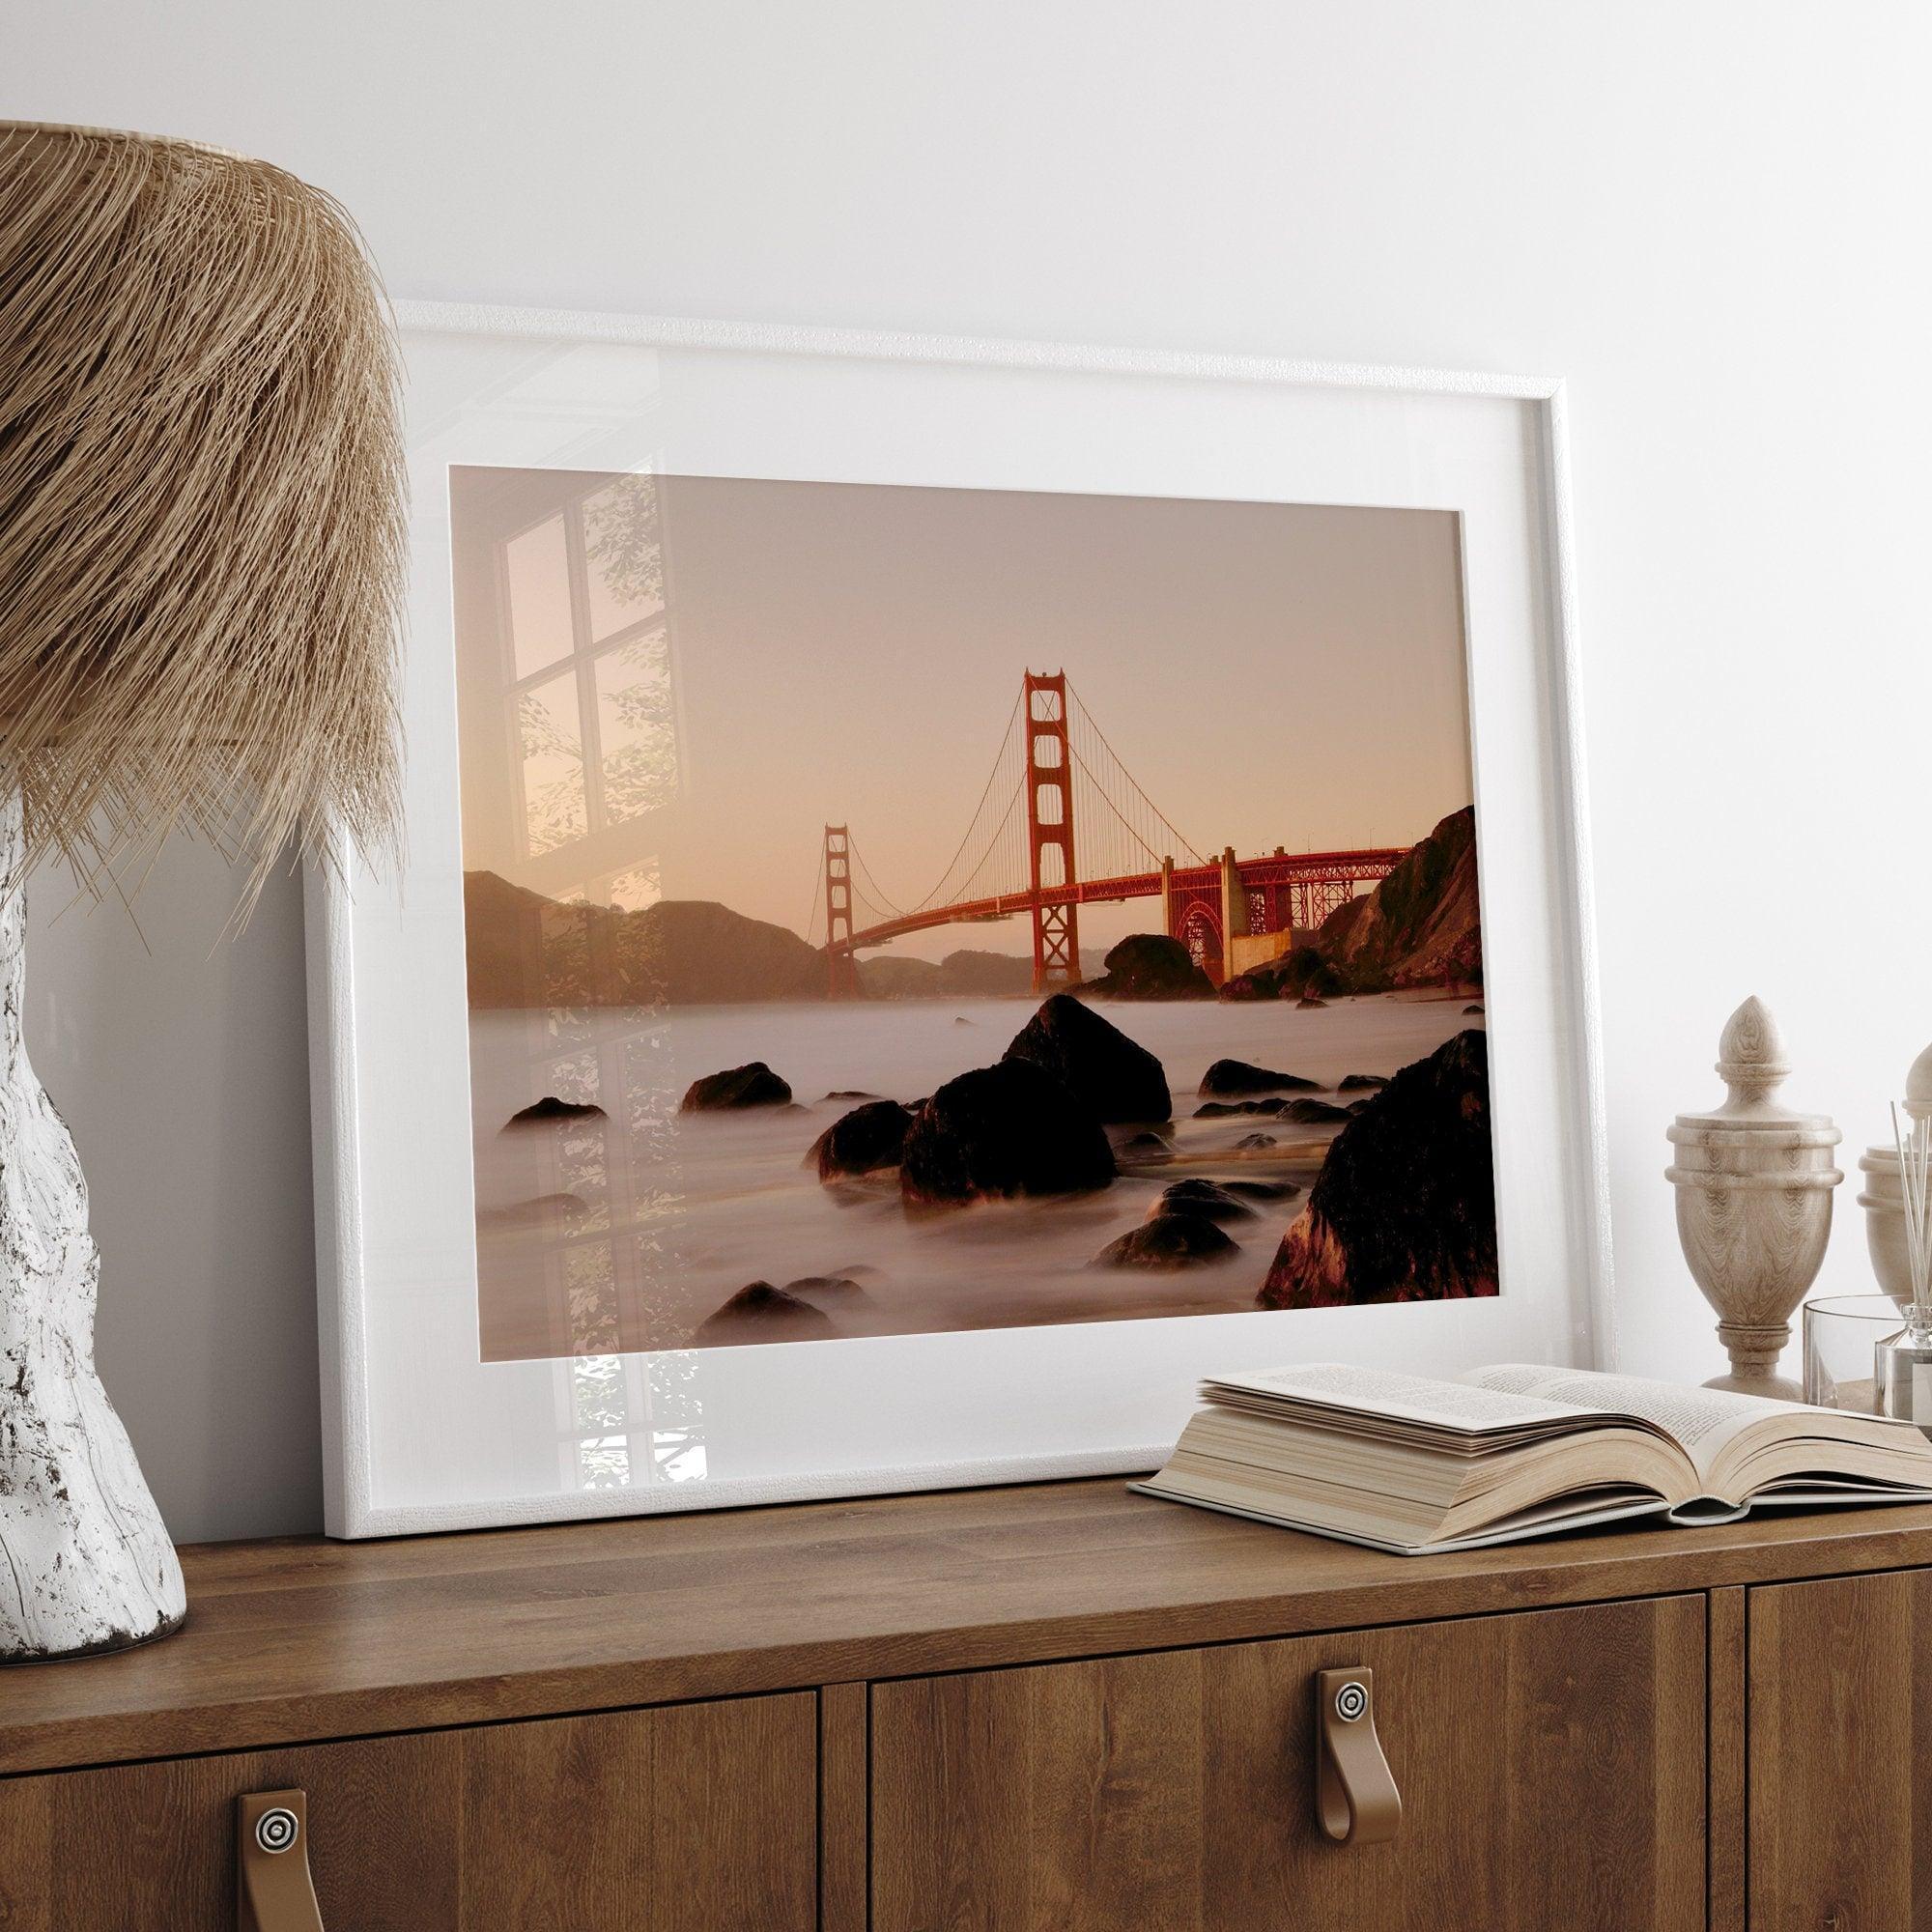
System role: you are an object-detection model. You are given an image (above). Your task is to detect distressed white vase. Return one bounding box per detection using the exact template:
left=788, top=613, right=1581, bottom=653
left=0, top=796, right=185, bottom=1661
left=1665, top=997, right=1842, bottom=1402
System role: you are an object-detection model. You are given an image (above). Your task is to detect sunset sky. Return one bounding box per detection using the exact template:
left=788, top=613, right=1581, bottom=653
left=458, top=470, right=1474, bottom=964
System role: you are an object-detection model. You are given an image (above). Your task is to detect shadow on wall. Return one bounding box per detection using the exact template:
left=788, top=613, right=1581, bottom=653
left=24, top=840, right=323, bottom=1544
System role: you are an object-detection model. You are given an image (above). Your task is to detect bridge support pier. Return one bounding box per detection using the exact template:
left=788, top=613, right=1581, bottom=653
left=1218, top=845, right=1250, bottom=961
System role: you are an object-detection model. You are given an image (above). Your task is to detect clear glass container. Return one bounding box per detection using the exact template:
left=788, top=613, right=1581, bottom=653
left=1803, top=1294, right=1904, bottom=1413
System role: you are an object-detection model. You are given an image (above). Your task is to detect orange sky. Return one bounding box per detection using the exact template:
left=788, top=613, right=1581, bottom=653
left=458, top=471, right=1473, bottom=963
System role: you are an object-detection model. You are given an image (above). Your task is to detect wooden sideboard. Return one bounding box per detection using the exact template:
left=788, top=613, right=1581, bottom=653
left=1, top=1477, right=1929, bottom=1929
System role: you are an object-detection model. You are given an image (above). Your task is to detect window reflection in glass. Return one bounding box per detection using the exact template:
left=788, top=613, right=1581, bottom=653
left=518, top=669, right=587, bottom=855
left=504, top=514, right=573, bottom=679
left=594, top=629, right=676, bottom=826
left=604, top=865, right=661, bottom=915
left=582, top=476, right=666, bottom=641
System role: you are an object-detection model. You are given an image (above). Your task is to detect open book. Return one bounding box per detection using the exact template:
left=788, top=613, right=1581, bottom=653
left=1131, top=1362, right=1932, bottom=1555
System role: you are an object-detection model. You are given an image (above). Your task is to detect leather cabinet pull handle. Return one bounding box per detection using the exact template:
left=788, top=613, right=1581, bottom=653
left=238, top=1790, right=326, bottom=1932
left=1315, top=1667, right=1402, bottom=1846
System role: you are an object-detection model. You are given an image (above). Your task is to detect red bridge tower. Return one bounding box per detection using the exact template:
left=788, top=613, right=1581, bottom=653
left=1024, top=670, right=1080, bottom=994
left=821, top=824, right=860, bottom=997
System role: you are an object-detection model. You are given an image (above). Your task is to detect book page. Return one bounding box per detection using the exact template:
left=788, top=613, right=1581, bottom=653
left=1209, top=1362, right=1601, bottom=1434
left=1462, top=1366, right=1799, bottom=1478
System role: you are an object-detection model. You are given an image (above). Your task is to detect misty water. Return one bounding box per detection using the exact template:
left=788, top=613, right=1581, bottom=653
left=469, top=993, right=1479, bottom=1362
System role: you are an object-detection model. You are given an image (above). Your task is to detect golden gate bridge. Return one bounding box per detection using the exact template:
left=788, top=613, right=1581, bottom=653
left=813, top=671, right=1409, bottom=997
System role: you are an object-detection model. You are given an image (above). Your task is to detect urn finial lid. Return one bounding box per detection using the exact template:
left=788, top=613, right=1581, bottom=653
left=1676, top=996, right=1833, bottom=1131
left=1716, top=996, right=1788, bottom=1105
left=1907, top=1040, right=1932, bottom=1118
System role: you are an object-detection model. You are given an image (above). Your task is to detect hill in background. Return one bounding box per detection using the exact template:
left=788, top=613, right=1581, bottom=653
left=465, top=871, right=1098, bottom=1007
left=465, top=872, right=825, bottom=1008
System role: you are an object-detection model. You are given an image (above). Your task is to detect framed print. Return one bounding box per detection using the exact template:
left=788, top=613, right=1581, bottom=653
left=305, top=305, right=1610, bottom=1537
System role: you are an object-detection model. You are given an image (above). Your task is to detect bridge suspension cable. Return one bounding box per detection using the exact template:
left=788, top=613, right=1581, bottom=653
left=847, top=839, right=909, bottom=921
left=896, top=685, right=1029, bottom=914
left=1065, top=678, right=1206, bottom=870
left=840, top=835, right=913, bottom=931
left=812, top=670, right=1214, bottom=948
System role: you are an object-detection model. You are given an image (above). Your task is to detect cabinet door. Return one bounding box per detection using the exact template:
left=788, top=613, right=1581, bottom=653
left=871, top=1596, right=1704, bottom=1932
left=1749, top=1568, right=1932, bottom=1929
left=0, top=1692, right=816, bottom=1931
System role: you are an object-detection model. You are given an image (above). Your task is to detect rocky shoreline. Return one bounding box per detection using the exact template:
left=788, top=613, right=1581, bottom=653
left=494, top=980, right=1497, bottom=1344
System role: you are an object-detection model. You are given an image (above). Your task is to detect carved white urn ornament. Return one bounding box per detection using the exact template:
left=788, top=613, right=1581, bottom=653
left=0, top=798, right=185, bottom=1657
left=1665, top=998, right=1843, bottom=1401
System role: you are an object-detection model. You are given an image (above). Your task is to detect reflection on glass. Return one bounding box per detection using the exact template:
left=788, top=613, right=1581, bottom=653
left=605, top=865, right=661, bottom=914
left=573, top=1355, right=631, bottom=1488
left=505, top=514, right=574, bottom=679
left=518, top=669, right=586, bottom=855
left=582, top=476, right=665, bottom=641
left=594, top=629, right=676, bottom=825
left=460, top=463, right=702, bottom=1416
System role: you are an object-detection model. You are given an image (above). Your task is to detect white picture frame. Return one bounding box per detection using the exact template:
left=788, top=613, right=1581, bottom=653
left=305, top=301, right=1611, bottom=1538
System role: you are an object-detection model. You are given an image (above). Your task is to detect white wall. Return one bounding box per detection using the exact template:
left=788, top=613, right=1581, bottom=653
left=8, top=2, right=1931, bottom=1542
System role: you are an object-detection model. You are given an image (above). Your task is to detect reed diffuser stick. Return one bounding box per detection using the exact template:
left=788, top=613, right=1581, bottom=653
left=1892, top=1101, right=1932, bottom=1336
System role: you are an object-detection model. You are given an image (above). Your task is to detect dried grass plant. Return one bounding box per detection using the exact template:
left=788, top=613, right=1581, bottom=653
left=0, top=122, right=404, bottom=906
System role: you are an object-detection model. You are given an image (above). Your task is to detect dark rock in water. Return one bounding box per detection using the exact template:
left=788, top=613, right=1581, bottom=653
left=1119, top=1130, right=1172, bottom=1153
left=1004, top=993, right=1171, bottom=1123
left=784, top=1274, right=871, bottom=1306
left=1199, top=1058, right=1320, bottom=1096
left=1235, top=1131, right=1278, bottom=1151
left=504, top=1094, right=607, bottom=1128
left=1151, top=1179, right=1256, bottom=1225
left=1295, top=995, right=1329, bottom=1009
left=694, top=1282, right=838, bottom=1344
left=1261, top=1029, right=1496, bottom=1310
left=1094, top=1212, right=1239, bottom=1269
left=1226, top=1178, right=1301, bottom=1202
left=1077, top=932, right=1215, bottom=1001
left=953, top=1016, right=977, bottom=1027
left=1464, top=1004, right=1486, bottom=1015
left=1283, top=1097, right=1350, bottom=1124
left=900, top=1060, right=1116, bottom=1207
left=1216, top=971, right=1272, bottom=1003
left=1221, top=945, right=1342, bottom=1004
left=823, top=1089, right=882, bottom=1102
left=680, top=1062, right=792, bottom=1111
left=1194, top=1097, right=1287, bottom=1120
left=809, top=1099, right=915, bottom=1180
left=1348, top=1098, right=1373, bottom=1114
left=1338, top=1073, right=1389, bottom=1093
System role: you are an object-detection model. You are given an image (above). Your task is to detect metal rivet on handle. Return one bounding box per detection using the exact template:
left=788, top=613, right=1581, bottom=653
left=1333, top=1681, right=1369, bottom=1723
left=255, top=1807, right=300, bottom=1855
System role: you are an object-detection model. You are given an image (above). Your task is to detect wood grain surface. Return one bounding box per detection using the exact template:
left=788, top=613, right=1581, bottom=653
left=819, top=1681, right=868, bottom=1932
left=0, top=1692, right=816, bottom=1931
left=871, top=1593, right=1707, bottom=1931
left=1749, top=1567, right=1932, bottom=1929
left=3, top=1479, right=1932, bottom=1776
left=1707, top=1585, right=1747, bottom=1932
